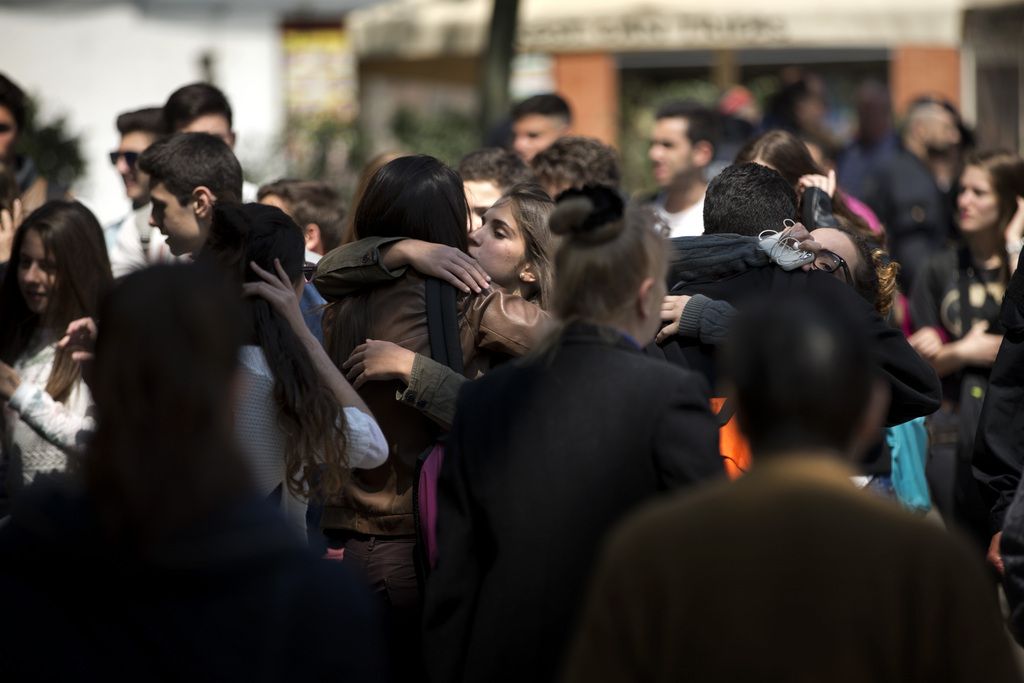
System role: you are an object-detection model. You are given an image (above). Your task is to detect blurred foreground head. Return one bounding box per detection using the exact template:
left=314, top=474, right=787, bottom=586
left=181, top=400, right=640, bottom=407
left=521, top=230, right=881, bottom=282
left=85, top=264, right=248, bottom=543
left=725, top=291, right=887, bottom=460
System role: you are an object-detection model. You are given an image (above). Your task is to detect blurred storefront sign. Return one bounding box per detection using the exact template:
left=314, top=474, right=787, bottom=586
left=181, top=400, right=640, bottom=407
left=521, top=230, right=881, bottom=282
left=283, top=24, right=358, bottom=121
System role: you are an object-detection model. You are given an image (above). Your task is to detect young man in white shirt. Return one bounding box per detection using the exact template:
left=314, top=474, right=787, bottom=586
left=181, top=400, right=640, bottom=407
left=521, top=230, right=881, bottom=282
left=649, top=102, right=719, bottom=237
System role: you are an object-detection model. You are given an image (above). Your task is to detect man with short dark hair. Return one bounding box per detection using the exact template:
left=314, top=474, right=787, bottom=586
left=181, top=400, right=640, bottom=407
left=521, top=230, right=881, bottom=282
left=457, top=147, right=533, bottom=229
left=702, top=162, right=797, bottom=236
left=531, top=136, right=620, bottom=199
left=566, top=293, right=1016, bottom=683
left=648, top=101, right=719, bottom=237
left=163, top=82, right=258, bottom=201
left=258, top=179, right=347, bottom=261
left=106, top=107, right=167, bottom=277
left=511, top=93, right=572, bottom=163
left=138, top=132, right=242, bottom=257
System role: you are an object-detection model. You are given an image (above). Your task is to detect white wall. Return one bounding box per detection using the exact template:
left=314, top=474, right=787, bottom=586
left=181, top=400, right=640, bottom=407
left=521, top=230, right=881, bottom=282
left=0, top=2, right=285, bottom=223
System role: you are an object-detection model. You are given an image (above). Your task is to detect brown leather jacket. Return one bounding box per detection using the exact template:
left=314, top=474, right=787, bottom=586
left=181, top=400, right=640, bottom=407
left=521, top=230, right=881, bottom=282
left=321, top=271, right=550, bottom=535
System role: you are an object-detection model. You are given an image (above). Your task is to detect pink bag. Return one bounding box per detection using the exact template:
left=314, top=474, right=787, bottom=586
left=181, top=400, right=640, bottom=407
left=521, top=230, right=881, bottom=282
left=417, top=443, right=445, bottom=570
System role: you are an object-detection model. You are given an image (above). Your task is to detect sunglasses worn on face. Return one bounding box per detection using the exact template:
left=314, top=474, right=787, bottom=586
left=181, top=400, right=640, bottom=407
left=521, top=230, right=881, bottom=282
left=109, top=151, right=140, bottom=168
left=813, top=249, right=852, bottom=284
left=0, top=123, right=13, bottom=134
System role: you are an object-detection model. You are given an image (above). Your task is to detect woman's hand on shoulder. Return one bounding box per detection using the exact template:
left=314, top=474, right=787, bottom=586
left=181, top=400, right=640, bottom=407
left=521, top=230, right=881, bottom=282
left=388, top=240, right=491, bottom=294
left=343, top=339, right=416, bottom=389
left=242, top=259, right=308, bottom=337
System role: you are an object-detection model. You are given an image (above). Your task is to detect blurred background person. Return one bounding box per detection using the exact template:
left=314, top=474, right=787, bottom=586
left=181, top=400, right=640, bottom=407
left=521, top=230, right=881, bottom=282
left=105, top=106, right=170, bottom=278
left=511, top=93, right=572, bottom=163
left=458, top=146, right=534, bottom=230
left=257, top=178, right=347, bottom=263
left=646, top=101, right=719, bottom=237
left=0, top=201, right=111, bottom=511
left=0, top=264, right=387, bottom=681
left=908, top=149, right=1024, bottom=543
left=0, top=73, right=69, bottom=217
left=531, top=136, right=621, bottom=199
left=837, top=80, right=899, bottom=202
left=863, top=97, right=966, bottom=287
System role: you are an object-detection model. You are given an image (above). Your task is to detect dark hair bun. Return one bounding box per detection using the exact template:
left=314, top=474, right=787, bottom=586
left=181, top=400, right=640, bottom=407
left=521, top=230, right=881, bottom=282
left=550, top=185, right=625, bottom=243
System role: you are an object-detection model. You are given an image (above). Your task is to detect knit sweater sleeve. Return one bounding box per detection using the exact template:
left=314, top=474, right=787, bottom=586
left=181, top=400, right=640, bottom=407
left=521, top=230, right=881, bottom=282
left=342, top=406, right=389, bottom=470
left=8, top=380, right=94, bottom=452
left=678, top=294, right=737, bottom=346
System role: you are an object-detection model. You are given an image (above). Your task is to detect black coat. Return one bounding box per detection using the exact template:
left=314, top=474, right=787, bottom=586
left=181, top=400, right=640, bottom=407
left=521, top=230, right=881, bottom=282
left=422, top=323, right=723, bottom=683
left=977, top=259, right=1024, bottom=535
left=0, top=475, right=388, bottom=683
left=652, top=262, right=942, bottom=429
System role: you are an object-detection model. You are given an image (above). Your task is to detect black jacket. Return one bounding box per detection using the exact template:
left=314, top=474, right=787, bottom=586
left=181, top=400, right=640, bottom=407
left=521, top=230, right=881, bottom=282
left=975, top=259, right=1024, bottom=534
left=653, top=259, right=942, bottom=429
left=422, top=323, right=723, bottom=683
left=0, top=475, right=388, bottom=682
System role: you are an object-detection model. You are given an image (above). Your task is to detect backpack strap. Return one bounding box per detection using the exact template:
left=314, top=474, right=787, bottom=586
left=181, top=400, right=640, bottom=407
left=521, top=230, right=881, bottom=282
left=425, top=277, right=464, bottom=374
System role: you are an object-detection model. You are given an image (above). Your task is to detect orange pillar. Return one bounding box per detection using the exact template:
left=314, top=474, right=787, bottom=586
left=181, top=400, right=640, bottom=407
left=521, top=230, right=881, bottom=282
left=552, top=53, right=619, bottom=148
left=890, top=47, right=961, bottom=117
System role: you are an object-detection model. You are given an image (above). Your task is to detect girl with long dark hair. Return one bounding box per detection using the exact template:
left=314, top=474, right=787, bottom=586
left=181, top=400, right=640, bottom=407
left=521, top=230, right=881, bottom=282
left=199, top=202, right=387, bottom=534
left=0, top=201, right=111, bottom=495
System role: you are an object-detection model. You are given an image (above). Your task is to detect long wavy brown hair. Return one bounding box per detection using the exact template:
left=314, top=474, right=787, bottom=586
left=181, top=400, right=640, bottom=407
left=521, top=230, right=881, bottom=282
left=0, top=201, right=112, bottom=402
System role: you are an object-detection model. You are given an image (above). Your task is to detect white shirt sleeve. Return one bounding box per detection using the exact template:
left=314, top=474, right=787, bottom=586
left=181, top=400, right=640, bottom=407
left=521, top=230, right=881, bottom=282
left=8, top=380, right=95, bottom=452
left=342, top=407, right=389, bottom=470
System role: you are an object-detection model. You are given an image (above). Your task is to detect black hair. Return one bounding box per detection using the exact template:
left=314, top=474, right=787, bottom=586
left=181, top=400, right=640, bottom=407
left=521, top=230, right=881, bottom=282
left=726, top=291, right=875, bottom=456
left=458, top=147, right=534, bottom=191
left=199, top=203, right=350, bottom=501
left=116, top=107, right=166, bottom=137
left=138, top=132, right=242, bottom=205
left=257, top=179, right=347, bottom=253
left=654, top=101, right=721, bottom=149
left=163, top=82, right=233, bottom=133
left=352, top=154, right=468, bottom=250
left=326, top=154, right=470, bottom=368
left=511, top=93, right=572, bottom=125
left=703, top=163, right=797, bottom=236
left=0, top=72, right=27, bottom=130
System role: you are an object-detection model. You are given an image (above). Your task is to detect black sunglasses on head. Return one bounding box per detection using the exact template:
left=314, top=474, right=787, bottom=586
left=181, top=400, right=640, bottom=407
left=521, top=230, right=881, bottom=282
left=109, top=151, right=140, bottom=168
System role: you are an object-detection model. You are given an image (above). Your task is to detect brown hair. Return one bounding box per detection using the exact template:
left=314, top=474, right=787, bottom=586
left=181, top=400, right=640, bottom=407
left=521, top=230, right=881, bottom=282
left=492, top=183, right=556, bottom=308
left=832, top=220, right=900, bottom=319
left=736, top=130, right=875, bottom=241
left=547, top=190, right=666, bottom=327
left=257, top=178, right=347, bottom=253
left=0, top=201, right=112, bottom=402
left=531, top=137, right=620, bottom=196
left=963, top=150, right=1024, bottom=238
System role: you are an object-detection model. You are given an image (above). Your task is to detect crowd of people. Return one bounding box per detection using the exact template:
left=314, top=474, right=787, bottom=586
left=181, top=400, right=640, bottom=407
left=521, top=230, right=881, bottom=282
left=1, top=68, right=1024, bottom=681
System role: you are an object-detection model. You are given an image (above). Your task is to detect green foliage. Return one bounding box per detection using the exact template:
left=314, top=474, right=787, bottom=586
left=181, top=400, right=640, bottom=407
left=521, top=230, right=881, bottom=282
left=14, top=97, right=85, bottom=189
left=391, top=106, right=480, bottom=167
left=279, top=113, right=365, bottom=198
